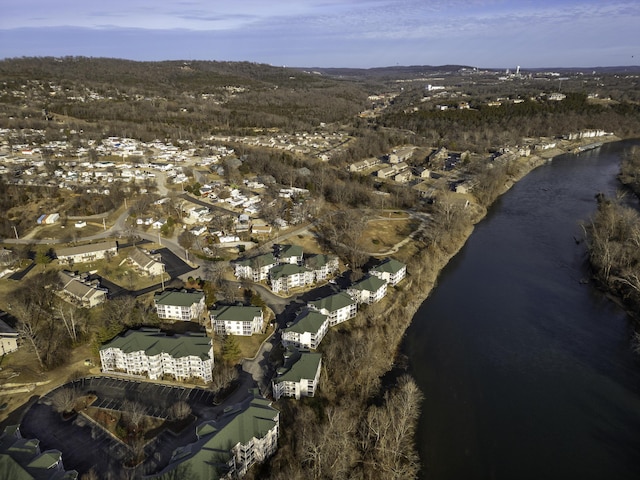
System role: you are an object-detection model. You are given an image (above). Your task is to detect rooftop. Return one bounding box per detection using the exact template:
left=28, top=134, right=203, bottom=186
left=100, top=328, right=212, bottom=360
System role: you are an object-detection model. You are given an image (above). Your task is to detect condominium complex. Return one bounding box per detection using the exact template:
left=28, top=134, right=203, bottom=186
left=99, top=328, right=214, bottom=383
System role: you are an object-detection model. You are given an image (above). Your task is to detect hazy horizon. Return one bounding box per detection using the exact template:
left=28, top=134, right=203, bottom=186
left=1, top=0, right=639, bottom=69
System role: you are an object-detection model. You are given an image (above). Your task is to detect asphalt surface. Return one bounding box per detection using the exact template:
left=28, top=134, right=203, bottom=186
left=19, top=374, right=256, bottom=478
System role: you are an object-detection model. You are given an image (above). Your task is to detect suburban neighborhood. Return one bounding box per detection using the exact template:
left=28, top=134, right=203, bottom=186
left=0, top=57, right=635, bottom=479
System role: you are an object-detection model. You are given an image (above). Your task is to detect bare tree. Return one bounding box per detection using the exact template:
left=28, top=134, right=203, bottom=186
left=58, top=305, right=81, bottom=343
left=211, top=363, right=239, bottom=393
left=51, top=387, right=79, bottom=415
left=169, top=401, right=192, bottom=421
left=122, top=400, right=147, bottom=431
left=80, top=467, right=101, bottom=480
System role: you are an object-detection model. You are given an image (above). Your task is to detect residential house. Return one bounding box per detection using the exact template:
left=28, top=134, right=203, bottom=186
left=276, top=244, right=303, bottom=265
left=251, top=224, right=272, bottom=236
left=0, top=315, right=18, bottom=355
left=305, top=254, right=339, bottom=282
left=56, top=240, right=117, bottom=264
left=269, top=264, right=314, bottom=294
left=128, top=247, right=164, bottom=276
left=148, top=390, right=279, bottom=480
left=190, top=226, right=208, bottom=236
left=308, top=292, right=357, bottom=327
left=58, top=271, right=108, bottom=308
left=152, top=218, right=167, bottom=229
left=394, top=170, right=413, bottom=183
left=281, top=309, right=329, bottom=350
left=99, top=328, right=213, bottom=382
left=154, top=290, right=206, bottom=322
left=347, top=275, right=388, bottom=305
left=189, top=206, right=211, bottom=221
left=234, top=253, right=277, bottom=282
left=0, top=426, right=78, bottom=480
left=348, top=157, right=380, bottom=173
left=272, top=350, right=322, bottom=400
left=414, top=166, right=431, bottom=179
left=210, top=305, right=264, bottom=336
left=377, top=165, right=397, bottom=179
left=370, top=258, right=407, bottom=286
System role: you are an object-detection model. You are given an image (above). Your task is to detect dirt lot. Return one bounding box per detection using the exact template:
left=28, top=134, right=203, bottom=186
left=0, top=342, right=97, bottom=426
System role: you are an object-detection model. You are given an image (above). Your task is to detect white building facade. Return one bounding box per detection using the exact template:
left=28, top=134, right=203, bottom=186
left=99, top=329, right=213, bottom=383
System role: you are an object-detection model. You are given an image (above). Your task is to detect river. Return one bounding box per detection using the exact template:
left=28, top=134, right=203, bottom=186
left=404, top=140, right=640, bottom=480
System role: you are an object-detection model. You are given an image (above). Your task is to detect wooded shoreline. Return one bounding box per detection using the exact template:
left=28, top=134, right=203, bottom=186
left=254, top=135, right=625, bottom=480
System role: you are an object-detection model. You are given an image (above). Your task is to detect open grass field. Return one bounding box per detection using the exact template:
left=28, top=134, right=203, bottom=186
left=359, top=216, right=419, bottom=255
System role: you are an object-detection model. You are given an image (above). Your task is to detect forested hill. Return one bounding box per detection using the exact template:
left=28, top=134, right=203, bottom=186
left=0, top=57, right=371, bottom=137
left=0, top=56, right=356, bottom=90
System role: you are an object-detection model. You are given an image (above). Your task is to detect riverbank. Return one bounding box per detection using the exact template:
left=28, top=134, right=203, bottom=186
left=342, top=134, right=627, bottom=475
left=403, top=138, right=640, bottom=480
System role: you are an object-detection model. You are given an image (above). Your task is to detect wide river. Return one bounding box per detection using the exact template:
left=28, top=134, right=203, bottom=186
left=404, top=140, right=640, bottom=480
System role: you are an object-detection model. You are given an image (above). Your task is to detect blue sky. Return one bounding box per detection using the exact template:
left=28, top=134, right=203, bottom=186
left=1, top=0, right=638, bottom=68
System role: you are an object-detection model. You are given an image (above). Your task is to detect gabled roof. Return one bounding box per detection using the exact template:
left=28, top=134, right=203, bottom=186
left=0, top=428, right=78, bottom=480
left=56, top=240, right=117, bottom=258
left=58, top=271, right=106, bottom=301
left=274, top=352, right=322, bottom=383
left=283, top=310, right=328, bottom=335
left=128, top=248, right=161, bottom=270
left=277, top=244, right=303, bottom=258
left=210, top=305, right=262, bottom=322
left=371, top=258, right=406, bottom=275
left=27, top=450, right=61, bottom=470
left=154, top=290, right=204, bottom=307
left=349, top=275, right=387, bottom=293
left=305, top=254, right=335, bottom=270
left=100, top=329, right=212, bottom=360
left=236, top=253, right=276, bottom=269
left=151, top=391, right=278, bottom=480
left=269, top=264, right=310, bottom=280
left=308, top=292, right=355, bottom=312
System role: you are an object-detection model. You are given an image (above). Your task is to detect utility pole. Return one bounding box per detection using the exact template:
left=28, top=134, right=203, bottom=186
left=103, top=218, right=106, bottom=231
left=12, top=225, right=18, bottom=240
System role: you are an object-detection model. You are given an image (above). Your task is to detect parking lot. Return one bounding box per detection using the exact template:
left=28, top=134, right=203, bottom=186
left=19, top=376, right=220, bottom=477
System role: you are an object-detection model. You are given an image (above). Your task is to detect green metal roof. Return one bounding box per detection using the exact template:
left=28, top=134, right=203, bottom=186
left=237, top=253, right=276, bottom=269
left=210, top=306, right=262, bottom=322
left=274, top=352, right=322, bottom=384
left=283, top=310, right=328, bottom=335
left=27, top=450, right=61, bottom=470
left=269, top=264, right=310, bottom=280
left=100, top=329, right=212, bottom=360
left=309, top=292, right=355, bottom=312
left=152, top=393, right=278, bottom=480
left=350, top=275, right=387, bottom=292
left=154, top=290, right=204, bottom=307
left=371, top=258, right=406, bottom=275
left=305, top=253, right=332, bottom=269
left=278, top=244, right=303, bottom=258
left=0, top=456, right=33, bottom=480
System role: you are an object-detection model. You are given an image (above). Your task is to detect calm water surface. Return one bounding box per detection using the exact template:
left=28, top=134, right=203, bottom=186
left=404, top=141, right=640, bottom=480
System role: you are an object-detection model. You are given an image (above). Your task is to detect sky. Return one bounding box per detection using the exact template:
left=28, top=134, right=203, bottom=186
left=1, top=0, right=638, bottom=69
